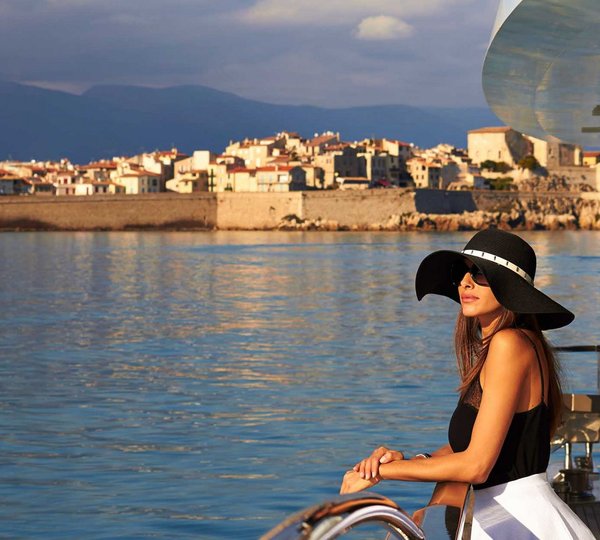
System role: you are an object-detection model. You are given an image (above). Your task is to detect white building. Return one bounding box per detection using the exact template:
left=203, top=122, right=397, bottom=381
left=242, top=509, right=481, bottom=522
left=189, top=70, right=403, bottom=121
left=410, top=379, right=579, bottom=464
left=468, top=127, right=531, bottom=167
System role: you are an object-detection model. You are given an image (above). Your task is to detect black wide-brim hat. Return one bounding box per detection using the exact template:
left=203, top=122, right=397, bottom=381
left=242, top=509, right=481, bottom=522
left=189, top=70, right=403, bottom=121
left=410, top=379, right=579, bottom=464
left=415, top=228, right=574, bottom=330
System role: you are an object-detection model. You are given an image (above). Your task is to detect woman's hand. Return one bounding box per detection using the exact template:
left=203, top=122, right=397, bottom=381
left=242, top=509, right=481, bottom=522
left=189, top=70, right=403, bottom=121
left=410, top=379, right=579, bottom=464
left=353, top=446, right=405, bottom=480
left=340, top=469, right=379, bottom=494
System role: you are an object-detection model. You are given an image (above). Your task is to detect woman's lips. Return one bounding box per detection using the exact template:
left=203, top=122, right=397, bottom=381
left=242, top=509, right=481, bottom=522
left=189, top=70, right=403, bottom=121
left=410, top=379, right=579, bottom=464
left=461, top=295, right=479, bottom=303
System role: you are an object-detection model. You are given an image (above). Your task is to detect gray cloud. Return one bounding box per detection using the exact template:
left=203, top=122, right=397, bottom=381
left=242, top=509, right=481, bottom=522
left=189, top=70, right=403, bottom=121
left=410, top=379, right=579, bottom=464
left=0, top=0, right=498, bottom=107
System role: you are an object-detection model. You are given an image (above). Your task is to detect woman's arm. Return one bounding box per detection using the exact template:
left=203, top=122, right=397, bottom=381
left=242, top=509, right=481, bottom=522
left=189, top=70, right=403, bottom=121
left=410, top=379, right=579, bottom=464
left=354, top=443, right=453, bottom=481
left=341, top=330, right=534, bottom=493
left=429, top=444, right=453, bottom=458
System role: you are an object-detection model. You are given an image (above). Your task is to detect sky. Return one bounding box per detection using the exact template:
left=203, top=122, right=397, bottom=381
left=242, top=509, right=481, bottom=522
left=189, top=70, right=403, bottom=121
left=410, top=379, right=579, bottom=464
left=0, top=0, right=499, bottom=108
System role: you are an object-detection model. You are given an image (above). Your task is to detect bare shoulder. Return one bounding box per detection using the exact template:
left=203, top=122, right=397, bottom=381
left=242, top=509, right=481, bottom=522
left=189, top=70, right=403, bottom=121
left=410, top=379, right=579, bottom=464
left=486, top=328, right=536, bottom=372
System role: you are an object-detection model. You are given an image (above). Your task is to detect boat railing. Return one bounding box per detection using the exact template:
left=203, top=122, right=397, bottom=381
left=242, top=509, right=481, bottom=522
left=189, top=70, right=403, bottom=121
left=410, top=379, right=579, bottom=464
left=260, top=488, right=473, bottom=540
left=551, top=345, right=600, bottom=505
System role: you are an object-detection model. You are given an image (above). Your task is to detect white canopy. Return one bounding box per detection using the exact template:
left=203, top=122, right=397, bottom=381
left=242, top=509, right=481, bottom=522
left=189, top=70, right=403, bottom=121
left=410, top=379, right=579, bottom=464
left=483, top=0, right=600, bottom=145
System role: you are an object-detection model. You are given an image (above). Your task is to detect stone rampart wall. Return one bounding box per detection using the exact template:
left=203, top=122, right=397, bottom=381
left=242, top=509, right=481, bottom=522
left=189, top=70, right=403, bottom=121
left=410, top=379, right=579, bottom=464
left=548, top=166, right=598, bottom=190
left=216, top=192, right=303, bottom=229
left=302, top=190, right=417, bottom=228
left=1, top=189, right=599, bottom=231
left=0, top=193, right=217, bottom=230
left=414, top=190, right=477, bottom=214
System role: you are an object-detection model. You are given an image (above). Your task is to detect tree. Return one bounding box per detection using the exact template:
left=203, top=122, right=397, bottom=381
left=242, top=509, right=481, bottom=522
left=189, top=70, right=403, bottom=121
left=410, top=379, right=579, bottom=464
left=481, top=160, right=497, bottom=171
left=518, top=155, right=541, bottom=171
left=496, top=161, right=512, bottom=174
left=480, top=160, right=512, bottom=173
left=488, top=176, right=514, bottom=191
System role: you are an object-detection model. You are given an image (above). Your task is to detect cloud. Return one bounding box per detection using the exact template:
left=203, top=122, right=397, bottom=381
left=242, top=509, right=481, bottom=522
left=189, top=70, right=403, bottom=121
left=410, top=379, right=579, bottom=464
left=355, top=16, right=414, bottom=40
left=239, top=0, right=462, bottom=26
left=0, top=0, right=496, bottom=107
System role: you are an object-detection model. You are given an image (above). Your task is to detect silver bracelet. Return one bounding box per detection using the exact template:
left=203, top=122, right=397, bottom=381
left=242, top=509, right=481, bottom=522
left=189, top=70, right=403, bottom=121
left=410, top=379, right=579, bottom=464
left=415, top=452, right=432, bottom=459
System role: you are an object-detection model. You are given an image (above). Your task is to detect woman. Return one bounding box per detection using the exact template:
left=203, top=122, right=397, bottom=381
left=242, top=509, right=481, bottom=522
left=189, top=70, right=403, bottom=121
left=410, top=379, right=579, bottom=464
left=340, top=229, right=594, bottom=539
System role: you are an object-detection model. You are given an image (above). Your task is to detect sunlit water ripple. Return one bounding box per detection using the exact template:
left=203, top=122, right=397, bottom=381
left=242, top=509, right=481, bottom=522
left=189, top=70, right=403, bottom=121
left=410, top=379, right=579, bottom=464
left=0, top=231, right=598, bottom=539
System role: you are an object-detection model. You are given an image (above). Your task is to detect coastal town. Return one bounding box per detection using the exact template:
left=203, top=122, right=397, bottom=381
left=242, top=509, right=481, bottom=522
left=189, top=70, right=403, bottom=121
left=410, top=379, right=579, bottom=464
left=2, top=127, right=600, bottom=197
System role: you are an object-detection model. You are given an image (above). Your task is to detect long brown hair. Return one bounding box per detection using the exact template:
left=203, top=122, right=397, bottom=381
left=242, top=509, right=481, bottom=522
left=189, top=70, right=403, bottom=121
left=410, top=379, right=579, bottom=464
left=454, top=309, right=563, bottom=434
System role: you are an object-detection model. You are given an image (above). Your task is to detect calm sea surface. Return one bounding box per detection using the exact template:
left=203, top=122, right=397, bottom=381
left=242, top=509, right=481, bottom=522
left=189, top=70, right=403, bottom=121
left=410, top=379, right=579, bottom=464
left=1, top=231, right=599, bottom=539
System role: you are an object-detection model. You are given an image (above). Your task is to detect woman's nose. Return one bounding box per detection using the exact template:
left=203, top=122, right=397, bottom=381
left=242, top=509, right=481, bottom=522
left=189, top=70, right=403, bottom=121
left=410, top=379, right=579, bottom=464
left=460, top=272, right=474, bottom=288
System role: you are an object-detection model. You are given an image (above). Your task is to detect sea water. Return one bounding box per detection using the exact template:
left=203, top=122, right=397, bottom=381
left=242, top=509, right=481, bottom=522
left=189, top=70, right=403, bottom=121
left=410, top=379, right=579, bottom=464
left=1, top=231, right=599, bottom=539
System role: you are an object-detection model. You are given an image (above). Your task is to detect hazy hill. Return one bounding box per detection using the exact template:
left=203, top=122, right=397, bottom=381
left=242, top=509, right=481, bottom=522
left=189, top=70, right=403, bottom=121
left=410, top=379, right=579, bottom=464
left=0, top=81, right=500, bottom=163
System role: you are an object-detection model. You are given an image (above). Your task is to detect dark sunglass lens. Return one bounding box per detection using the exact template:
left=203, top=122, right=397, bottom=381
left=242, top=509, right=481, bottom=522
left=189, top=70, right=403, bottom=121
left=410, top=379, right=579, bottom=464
left=471, top=266, right=489, bottom=286
left=451, top=262, right=468, bottom=286
left=451, top=261, right=490, bottom=287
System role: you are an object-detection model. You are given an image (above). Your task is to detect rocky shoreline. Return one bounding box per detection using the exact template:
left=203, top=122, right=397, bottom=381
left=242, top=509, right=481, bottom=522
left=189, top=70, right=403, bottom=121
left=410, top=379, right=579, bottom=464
left=279, top=196, right=600, bottom=232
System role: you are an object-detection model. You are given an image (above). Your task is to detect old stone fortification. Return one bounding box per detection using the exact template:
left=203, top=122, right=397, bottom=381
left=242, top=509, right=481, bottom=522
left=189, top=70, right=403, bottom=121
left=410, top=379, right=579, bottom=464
left=0, top=193, right=218, bottom=230
left=1, top=189, right=600, bottom=231
left=216, top=192, right=303, bottom=229
left=289, top=190, right=600, bottom=231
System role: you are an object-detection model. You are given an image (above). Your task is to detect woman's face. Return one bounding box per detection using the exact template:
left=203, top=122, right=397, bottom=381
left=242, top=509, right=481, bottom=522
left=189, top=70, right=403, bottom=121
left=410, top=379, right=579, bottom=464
left=455, top=260, right=503, bottom=324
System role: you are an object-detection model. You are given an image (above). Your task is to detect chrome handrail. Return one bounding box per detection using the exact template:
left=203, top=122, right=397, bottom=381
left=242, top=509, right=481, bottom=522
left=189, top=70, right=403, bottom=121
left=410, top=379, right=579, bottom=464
left=260, top=492, right=428, bottom=540
left=316, top=504, right=425, bottom=540
left=261, top=490, right=470, bottom=540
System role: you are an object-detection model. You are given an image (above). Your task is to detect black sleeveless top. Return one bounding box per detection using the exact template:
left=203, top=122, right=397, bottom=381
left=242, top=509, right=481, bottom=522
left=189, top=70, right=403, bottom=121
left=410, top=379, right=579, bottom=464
left=447, top=332, right=551, bottom=490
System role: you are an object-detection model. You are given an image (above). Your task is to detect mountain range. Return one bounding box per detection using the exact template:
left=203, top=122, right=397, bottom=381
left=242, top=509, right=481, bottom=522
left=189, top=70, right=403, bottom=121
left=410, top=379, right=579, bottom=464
left=0, top=80, right=501, bottom=164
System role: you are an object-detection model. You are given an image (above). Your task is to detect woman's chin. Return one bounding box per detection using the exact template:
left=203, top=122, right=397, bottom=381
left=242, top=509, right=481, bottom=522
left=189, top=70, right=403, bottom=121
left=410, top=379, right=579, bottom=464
left=461, top=305, right=479, bottom=318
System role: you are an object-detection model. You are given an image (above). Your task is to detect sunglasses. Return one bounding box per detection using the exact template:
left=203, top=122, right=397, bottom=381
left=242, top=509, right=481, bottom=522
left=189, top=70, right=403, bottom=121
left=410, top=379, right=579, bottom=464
left=451, top=260, right=489, bottom=287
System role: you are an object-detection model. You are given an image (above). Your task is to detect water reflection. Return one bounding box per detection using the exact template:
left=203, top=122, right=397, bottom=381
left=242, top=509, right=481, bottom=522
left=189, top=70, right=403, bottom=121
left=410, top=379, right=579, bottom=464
left=0, top=231, right=598, bottom=538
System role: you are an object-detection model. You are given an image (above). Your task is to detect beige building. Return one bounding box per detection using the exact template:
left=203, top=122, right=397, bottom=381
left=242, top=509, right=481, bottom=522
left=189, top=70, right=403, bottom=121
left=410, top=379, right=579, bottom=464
left=337, top=177, right=370, bottom=190
left=166, top=171, right=209, bottom=193
left=78, top=161, right=119, bottom=182
left=526, top=135, right=582, bottom=168
left=127, top=149, right=188, bottom=188
left=407, top=158, right=442, bottom=189
left=355, top=139, right=414, bottom=184
left=224, top=137, right=284, bottom=168
left=358, top=151, right=406, bottom=184
left=438, top=161, right=461, bottom=189
left=1, top=162, right=49, bottom=178
left=55, top=184, right=77, bottom=196
left=468, top=127, right=532, bottom=167
left=70, top=181, right=125, bottom=196
left=219, top=167, right=257, bottom=192
left=314, top=146, right=367, bottom=187
left=23, top=178, right=55, bottom=195
left=583, top=151, right=600, bottom=167
left=256, top=166, right=306, bottom=192
left=298, top=165, right=325, bottom=189
left=114, top=170, right=162, bottom=194
left=167, top=150, right=218, bottom=193
left=0, top=176, right=30, bottom=195
left=279, top=131, right=304, bottom=154
left=379, top=139, right=414, bottom=162
left=174, top=150, right=215, bottom=177
left=301, top=132, right=340, bottom=157
left=52, top=170, right=82, bottom=188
